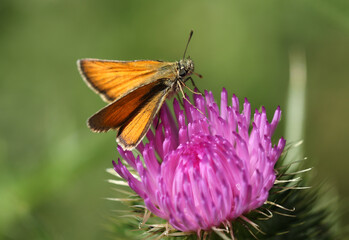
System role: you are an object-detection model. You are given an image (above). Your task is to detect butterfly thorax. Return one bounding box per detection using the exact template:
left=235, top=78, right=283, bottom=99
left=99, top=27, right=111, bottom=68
left=177, top=58, right=194, bottom=80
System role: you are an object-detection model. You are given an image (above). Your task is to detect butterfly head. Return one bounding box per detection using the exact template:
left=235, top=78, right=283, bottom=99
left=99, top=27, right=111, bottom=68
left=178, top=58, right=194, bottom=79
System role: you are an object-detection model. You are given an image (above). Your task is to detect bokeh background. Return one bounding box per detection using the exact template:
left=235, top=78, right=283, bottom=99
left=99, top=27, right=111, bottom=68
left=1, top=0, right=348, bottom=239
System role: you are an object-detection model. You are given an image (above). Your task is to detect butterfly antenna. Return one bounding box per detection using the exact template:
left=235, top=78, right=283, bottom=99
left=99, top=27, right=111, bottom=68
left=183, top=30, right=194, bottom=60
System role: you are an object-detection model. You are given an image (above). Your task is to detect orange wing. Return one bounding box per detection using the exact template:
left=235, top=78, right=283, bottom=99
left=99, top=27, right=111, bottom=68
left=88, top=80, right=169, bottom=132
left=78, top=59, right=177, bottom=103
left=117, top=82, right=172, bottom=150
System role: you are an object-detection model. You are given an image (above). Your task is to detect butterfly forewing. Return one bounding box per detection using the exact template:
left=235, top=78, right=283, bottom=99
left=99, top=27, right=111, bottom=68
left=78, top=59, right=176, bottom=103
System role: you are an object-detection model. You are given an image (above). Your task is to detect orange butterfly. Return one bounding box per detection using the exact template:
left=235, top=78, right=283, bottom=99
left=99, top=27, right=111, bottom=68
left=77, top=31, right=200, bottom=150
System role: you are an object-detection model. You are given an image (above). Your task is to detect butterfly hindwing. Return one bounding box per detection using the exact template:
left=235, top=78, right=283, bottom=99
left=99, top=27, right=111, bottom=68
left=116, top=81, right=171, bottom=150
left=88, top=80, right=169, bottom=132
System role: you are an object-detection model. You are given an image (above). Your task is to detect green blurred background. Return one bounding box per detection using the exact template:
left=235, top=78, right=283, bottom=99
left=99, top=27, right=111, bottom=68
left=1, top=0, right=348, bottom=239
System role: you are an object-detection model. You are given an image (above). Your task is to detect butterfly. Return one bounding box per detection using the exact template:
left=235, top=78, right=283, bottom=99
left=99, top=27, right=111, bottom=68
left=77, top=31, right=201, bottom=150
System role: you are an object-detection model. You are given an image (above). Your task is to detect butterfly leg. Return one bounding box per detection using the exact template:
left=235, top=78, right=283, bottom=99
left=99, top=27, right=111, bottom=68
left=184, top=77, right=203, bottom=95
left=177, top=81, right=205, bottom=116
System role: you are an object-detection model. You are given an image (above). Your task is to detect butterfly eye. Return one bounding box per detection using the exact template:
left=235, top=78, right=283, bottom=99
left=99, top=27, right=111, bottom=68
left=179, top=68, right=187, bottom=77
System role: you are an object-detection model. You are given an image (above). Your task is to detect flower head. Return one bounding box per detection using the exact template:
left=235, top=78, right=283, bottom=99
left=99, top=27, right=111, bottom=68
left=113, top=89, right=285, bottom=234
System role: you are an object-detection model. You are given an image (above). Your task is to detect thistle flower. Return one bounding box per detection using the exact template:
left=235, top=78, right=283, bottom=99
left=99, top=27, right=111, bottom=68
left=112, top=89, right=286, bottom=236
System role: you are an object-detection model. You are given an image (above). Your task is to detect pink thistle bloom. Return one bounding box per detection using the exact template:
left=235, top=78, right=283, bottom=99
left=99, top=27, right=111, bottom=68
left=113, top=89, right=286, bottom=234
